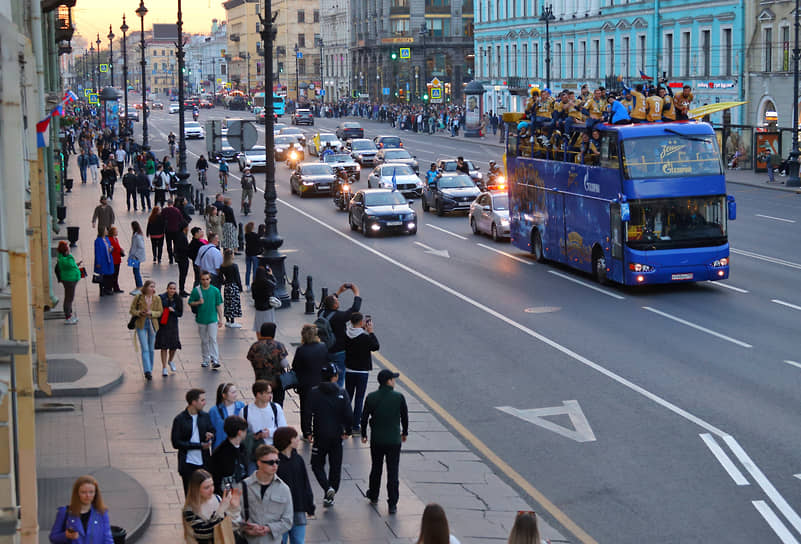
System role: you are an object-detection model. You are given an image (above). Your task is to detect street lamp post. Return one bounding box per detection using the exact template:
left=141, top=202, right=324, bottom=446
left=788, top=0, right=801, bottom=187
left=539, top=4, right=555, bottom=90
left=136, top=0, right=149, bottom=149
left=294, top=44, right=300, bottom=102
left=96, top=34, right=102, bottom=86
left=90, top=43, right=96, bottom=91
left=315, top=37, right=323, bottom=103
left=175, top=0, right=191, bottom=195
left=108, top=25, right=115, bottom=87
left=259, top=0, right=290, bottom=305
left=121, top=15, right=130, bottom=138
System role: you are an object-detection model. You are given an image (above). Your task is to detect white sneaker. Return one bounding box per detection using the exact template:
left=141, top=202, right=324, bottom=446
left=230, top=322, right=242, bottom=328
left=162, top=368, right=169, bottom=377
left=169, top=361, right=177, bottom=372
left=130, top=289, right=141, bottom=295
left=224, top=322, right=233, bottom=328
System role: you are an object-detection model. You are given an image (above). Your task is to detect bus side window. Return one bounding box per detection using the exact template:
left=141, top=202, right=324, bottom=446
left=600, top=134, right=620, bottom=170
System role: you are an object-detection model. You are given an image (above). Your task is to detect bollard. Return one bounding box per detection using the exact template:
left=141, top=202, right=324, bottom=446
left=238, top=223, right=244, bottom=251
left=319, top=287, right=328, bottom=310
left=304, top=276, right=316, bottom=315
left=290, top=265, right=300, bottom=301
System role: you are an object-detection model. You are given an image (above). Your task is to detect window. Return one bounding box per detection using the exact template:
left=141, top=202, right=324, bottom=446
left=764, top=27, right=773, bottom=72
left=681, top=32, right=690, bottom=77
left=256, top=62, right=261, bottom=75
left=297, top=10, right=305, bottom=23
left=622, top=36, right=629, bottom=78
left=391, top=18, right=409, bottom=35
left=512, top=44, right=517, bottom=75
left=277, top=62, right=283, bottom=74
left=783, top=27, right=790, bottom=71
left=298, top=34, right=306, bottom=47
left=579, top=40, right=585, bottom=78
left=607, top=38, right=614, bottom=76
left=722, top=28, right=732, bottom=75
left=592, top=39, right=599, bottom=78
left=664, top=33, right=673, bottom=77
left=314, top=10, right=320, bottom=22
left=522, top=43, right=528, bottom=77
left=567, top=41, right=574, bottom=78
left=496, top=45, right=501, bottom=79
left=701, top=30, right=710, bottom=76
left=533, top=42, right=539, bottom=78
left=505, top=45, right=510, bottom=77
left=161, top=49, right=165, bottom=56
left=162, top=62, right=168, bottom=71
left=429, top=19, right=449, bottom=37
left=554, top=42, right=561, bottom=79
left=638, top=35, right=646, bottom=74
left=298, top=58, right=306, bottom=75
left=425, top=0, right=450, bottom=7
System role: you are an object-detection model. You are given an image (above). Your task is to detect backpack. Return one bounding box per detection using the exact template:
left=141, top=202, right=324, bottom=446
left=314, top=312, right=336, bottom=350
left=153, top=172, right=165, bottom=188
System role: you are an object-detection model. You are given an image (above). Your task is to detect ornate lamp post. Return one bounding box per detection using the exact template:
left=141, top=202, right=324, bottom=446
left=175, top=0, right=191, bottom=196
left=96, top=34, right=102, bottom=85
left=258, top=0, right=290, bottom=305
left=107, top=25, right=115, bottom=87
left=136, top=0, right=149, bottom=149
left=90, top=43, right=96, bottom=91
left=294, top=43, right=300, bottom=101
left=787, top=0, right=801, bottom=187
left=539, top=4, right=555, bottom=89
left=121, top=15, right=130, bottom=137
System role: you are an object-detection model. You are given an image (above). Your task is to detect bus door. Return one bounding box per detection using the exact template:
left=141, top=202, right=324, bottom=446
left=608, top=202, right=625, bottom=283
left=545, top=189, right=566, bottom=262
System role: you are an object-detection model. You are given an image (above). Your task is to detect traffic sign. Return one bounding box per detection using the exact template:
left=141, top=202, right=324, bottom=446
left=88, top=93, right=99, bottom=105
left=382, top=87, right=390, bottom=95
left=226, top=120, right=258, bottom=151
left=431, top=87, right=442, bottom=100
left=297, top=51, right=303, bottom=59
left=399, top=47, right=410, bottom=59
left=320, top=89, right=325, bottom=96
left=100, top=64, right=108, bottom=72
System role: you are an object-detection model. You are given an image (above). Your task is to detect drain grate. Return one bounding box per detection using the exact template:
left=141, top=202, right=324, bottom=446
left=46, top=358, right=88, bottom=383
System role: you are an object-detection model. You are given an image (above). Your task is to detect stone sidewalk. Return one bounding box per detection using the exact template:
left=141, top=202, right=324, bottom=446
left=36, top=151, right=569, bottom=543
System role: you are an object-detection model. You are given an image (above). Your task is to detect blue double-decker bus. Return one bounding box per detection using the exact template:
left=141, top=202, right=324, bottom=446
left=506, top=117, right=736, bottom=285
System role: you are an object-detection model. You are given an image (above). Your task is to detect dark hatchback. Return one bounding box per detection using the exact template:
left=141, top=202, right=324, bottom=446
left=290, top=163, right=336, bottom=197
left=348, top=189, right=417, bottom=237
left=373, top=135, right=403, bottom=150
left=336, top=122, right=364, bottom=140
left=292, top=109, right=315, bottom=125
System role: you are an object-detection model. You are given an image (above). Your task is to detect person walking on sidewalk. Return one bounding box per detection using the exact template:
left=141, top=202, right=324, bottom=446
left=106, top=227, right=125, bottom=294
left=251, top=263, right=278, bottom=332
left=309, top=363, right=352, bottom=508
left=209, top=416, right=250, bottom=493
left=155, top=281, right=183, bottom=376
left=188, top=227, right=205, bottom=289
left=49, top=475, right=114, bottom=544
left=114, top=145, right=126, bottom=177
left=196, top=233, right=223, bottom=289
left=292, top=324, right=329, bottom=440
left=238, top=445, right=293, bottom=543
left=93, top=226, right=114, bottom=297
left=87, top=148, right=100, bottom=183
left=274, top=427, right=315, bottom=544
left=91, top=196, right=115, bottom=235
left=507, top=511, right=546, bottom=544
left=361, top=369, right=409, bottom=514
left=205, top=205, right=224, bottom=242
left=417, top=503, right=461, bottom=544
left=220, top=248, right=243, bottom=328
left=345, top=312, right=379, bottom=433
left=210, top=382, right=246, bottom=450
left=122, top=167, right=138, bottom=211
left=146, top=206, right=166, bottom=264
left=318, top=282, right=362, bottom=388
left=100, top=161, right=117, bottom=199
left=174, top=223, right=191, bottom=297
left=152, top=164, right=169, bottom=208
left=136, top=167, right=152, bottom=211
left=182, top=469, right=241, bottom=544
left=189, top=272, right=224, bottom=369
left=244, top=222, right=261, bottom=288
left=77, top=149, right=89, bottom=184
left=247, top=322, right=290, bottom=406
left=161, top=199, right=185, bottom=265
left=56, top=241, right=82, bottom=325
left=129, top=280, right=163, bottom=381
left=220, top=198, right=239, bottom=253
left=128, top=221, right=146, bottom=295
left=171, top=388, right=215, bottom=495
left=244, top=380, right=287, bottom=454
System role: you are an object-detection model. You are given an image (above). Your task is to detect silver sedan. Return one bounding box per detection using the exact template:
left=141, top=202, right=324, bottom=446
left=367, top=163, right=424, bottom=197
left=469, top=191, right=510, bottom=241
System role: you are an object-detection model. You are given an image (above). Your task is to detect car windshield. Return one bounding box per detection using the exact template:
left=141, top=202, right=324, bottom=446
left=626, top=195, right=727, bottom=250
left=365, top=192, right=408, bottom=206
left=351, top=140, right=376, bottom=151
left=221, top=138, right=233, bottom=149
left=303, top=164, right=333, bottom=175
left=324, top=154, right=352, bottom=163
left=492, top=195, right=509, bottom=210
left=246, top=146, right=266, bottom=156
left=379, top=137, right=401, bottom=147
left=384, top=150, right=411, bottom=159
left=343, top=123, right=360, bottom=128
left=185, top=122, right=200, bottom=129
left=281, top=128, right=302, bottom=134
left=297, top=110, right=311, bottom=115
left=622, top=135, right=723, bottom=179
left=275, top=136, right=296, bottom=145
left=438, top=175, right=475, bottom=188
left=273, top=124, right=287, bottom=131
left=381, top=165, right=415, bottom=177
left=320, top=134, right=337, bottom=142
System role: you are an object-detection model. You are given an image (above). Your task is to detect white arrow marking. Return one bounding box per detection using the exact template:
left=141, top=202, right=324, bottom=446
left=794, top=474, right=801, bottom=481
left=496, top=400, right=596, bottom=443
left=413, top=241, right=450, bottom=258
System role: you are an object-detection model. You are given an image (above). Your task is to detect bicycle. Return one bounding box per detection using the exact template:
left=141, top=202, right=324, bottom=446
left=169, top=140, right=176, bottom=158
left=197, top=169, right=207, bottom=189
left=219, top=170, right=228, bottom=192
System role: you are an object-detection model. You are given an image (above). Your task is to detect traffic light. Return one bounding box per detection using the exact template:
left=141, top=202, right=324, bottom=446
left=391, top=52, right=397, bottom=60
left=423, top=93, right=429, bottom=101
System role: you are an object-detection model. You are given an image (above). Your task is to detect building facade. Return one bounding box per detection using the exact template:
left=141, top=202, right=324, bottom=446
left=350, top=0, right=475, bottom=103
left=185, top=19, right=229, bottom=95
left=475, top=0, right=746, bottom=125
left=146, top=24, right=180, bottom=96
left=321, top=0, right=352, bottom=101
left=223, top=0, right=262, bottom=93
left=273, top=0, right=323, bottom=100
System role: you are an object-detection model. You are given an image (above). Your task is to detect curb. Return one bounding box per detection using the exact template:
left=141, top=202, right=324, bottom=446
left=36, top=353, right=124, bottom=397
left=727, top=179, right=801, bottom=194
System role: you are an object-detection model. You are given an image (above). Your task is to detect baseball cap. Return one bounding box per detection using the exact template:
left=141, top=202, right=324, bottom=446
left=377, top=369, right=400, bottom=384
left=321, top=363, right=338, bottom=380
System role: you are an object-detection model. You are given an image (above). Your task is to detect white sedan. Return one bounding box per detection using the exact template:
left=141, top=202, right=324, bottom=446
left=237, top=145, right=267, bottom=171
left=169, top=103, right=180, bottom=114
left=184, top=121, right=205, bottom=139
left=469, top=191, right=510, bottom=241
left=367, top=163, right=423, bottom=197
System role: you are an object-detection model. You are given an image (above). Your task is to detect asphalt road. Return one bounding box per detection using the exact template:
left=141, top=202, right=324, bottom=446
left=137, top=97, right=801, bottom=544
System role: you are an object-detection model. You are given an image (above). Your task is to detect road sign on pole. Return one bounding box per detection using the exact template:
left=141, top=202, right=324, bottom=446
left=297, top=51, right=303, bottom=59
left=399, top=47, right=411, bottom=59
left=226, top=120, right=258, bottom=151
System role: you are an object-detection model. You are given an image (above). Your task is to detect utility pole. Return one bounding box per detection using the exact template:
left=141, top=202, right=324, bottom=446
left=176, top=0, right=190, bottom=197
left=788, top=0, right=801, bottom=187
left=121, top=15, right=130, bottom=137
left=108, top=25, right=115, bottom=87
left=96, top=34, right=102, bottom=86
left=539, top=4, right=555, bottom=90
left=136, top=0, right=149, bottom=149
left=294, top=43, right=300, bottom=101
left=315, top=36, right=323, bottom=103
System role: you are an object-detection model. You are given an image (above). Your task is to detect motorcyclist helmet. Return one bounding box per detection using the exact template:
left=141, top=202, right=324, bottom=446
left=489, top=160, right=496, bottom=167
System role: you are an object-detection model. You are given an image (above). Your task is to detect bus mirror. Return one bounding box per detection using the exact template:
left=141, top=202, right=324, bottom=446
left=620, top=203, right=630, bottom=222
left=727, top=195, right=736, bottom=220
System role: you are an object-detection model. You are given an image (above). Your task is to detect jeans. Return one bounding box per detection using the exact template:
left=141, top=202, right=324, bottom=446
left=331, top=351, right=345, bottom=388
left=150, top=237, right=164, bottom=262
left=768, top=165, right=775, bottom=183
left=245, top=255, right=259, bottom=287
left=136, top=319, right=156, bottom=374
left=345, top=371, right=368, bottom=430
left=310, top=436, right=343, bottom=492
left=62, top=280, right=77, bottom=318
left=139, top=190, right=151, bottom=210
left=281, top=524, right=306, bottom=544
left=198, top=322, right=219, bottom=364
left=132, top=266, right=142, bottom=288
left=177, top=257, right=189, bottom=293
left=89, top=166, right=99, bottom=183
left=126, top=188, right=138, bottom=210
left=367, top=442, right=401, bottom=507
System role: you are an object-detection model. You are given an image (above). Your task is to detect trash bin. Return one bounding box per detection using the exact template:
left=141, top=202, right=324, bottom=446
left=110, top=525, right=126, bottom=544
left=66, top=226, right=80, bottom=247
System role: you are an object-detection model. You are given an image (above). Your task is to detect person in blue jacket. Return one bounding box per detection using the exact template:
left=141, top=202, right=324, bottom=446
left=209, top=382, right=246, bottom=449
left=93, top=227, right=114, bottom=297
left=49, top=475, right=114, bottom=544
left=606, top=93, right=632, bottom=125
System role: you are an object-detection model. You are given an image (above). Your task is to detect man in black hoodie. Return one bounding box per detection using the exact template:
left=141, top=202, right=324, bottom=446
left=310, top=364, right=353, bottom=507
left=345, top=312, right=380, bottom=434
left=209, top=415, right=249, bottom=493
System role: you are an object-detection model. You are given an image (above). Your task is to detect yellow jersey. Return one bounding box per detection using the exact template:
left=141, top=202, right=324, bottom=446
left=630, top=90, right=647, bottom=120
left=662, top=95, right=676, bottom=120
left=584, top=97, right=606, bottom=119
left=536, top=97, right=554, bottom=119
left=646, top=95, right=663, bottom=122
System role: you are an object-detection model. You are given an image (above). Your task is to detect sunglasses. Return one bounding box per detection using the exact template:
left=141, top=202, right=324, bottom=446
left=258, top=459, right=279, bottom=466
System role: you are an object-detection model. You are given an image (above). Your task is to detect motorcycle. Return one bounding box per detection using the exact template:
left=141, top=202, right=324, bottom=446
left=286, top=149, right=301, bottom=170
left=333, top=174, right=357, bottom=211
left=192, top=111, right=199, bottom=122
left=485, top=169, right=506, bottom=191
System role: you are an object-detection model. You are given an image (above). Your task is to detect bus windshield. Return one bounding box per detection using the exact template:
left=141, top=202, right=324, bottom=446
left=621, top=135, right=722, bottom=179
left=626, top=195, right=727, bottom=250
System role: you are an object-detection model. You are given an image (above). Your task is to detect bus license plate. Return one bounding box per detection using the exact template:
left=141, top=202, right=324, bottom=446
left=387, top=221, right=402, bottom=226
left=671, top=273, right=694, bottom=281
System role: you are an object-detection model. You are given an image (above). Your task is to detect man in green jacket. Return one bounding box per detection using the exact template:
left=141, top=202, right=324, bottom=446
left=360, top=369, right=408, bottom=514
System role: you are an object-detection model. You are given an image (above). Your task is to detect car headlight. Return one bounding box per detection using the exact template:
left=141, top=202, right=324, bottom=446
left=355, top=164, right=360, bottom=171
left=500, top=218, right=510, bottom=225
left=302, top=180, right=314, bottom=186
left=711, top=258, right=729, bottom=267
left=628, top=263, right=655, bottom=272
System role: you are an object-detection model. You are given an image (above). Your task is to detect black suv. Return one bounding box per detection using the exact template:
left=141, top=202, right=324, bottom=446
left=292, top=109, right=314, bottom=126
left=421, top=173, right=481, bottom=216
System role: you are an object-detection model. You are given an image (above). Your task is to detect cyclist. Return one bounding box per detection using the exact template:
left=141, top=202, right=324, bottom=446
left=218, top=158, right=229, bottom=191
left=168, top=132, right=176, bottom=157
left=241, top=167, right=256, bottom=215
left=192, top=105, right=199, bottom=122
left=195, top=154, right=208, bottom=188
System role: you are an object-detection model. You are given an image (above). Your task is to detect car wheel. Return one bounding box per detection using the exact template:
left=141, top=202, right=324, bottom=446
left=470, top=216, right=479, bottom=235
left=349, top=213, right=358, bottom=231
left=422, top=197, right=430, bottom=212
left=532, top=230, right=546, bottom=263
left=362, top=218, right=371, bottom=237
left=491, top=223, right=500, bottom=242
left=436, top=199, right=444, bottom=217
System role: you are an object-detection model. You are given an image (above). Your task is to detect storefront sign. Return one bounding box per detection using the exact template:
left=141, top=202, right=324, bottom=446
left=382, top=37, right=414, bottom=44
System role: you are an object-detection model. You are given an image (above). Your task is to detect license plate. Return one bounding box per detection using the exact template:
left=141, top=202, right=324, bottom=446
left=386, top=221, right=402, bottom=226
left=671, top=273, right=693, bottom=281
left=317, top=185, right=330, bottom=190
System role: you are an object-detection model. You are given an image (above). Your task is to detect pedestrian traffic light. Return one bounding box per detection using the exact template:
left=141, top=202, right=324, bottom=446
left=423, top=93, right=429, bottom=101
left=391, top=52, right=397, bottom=60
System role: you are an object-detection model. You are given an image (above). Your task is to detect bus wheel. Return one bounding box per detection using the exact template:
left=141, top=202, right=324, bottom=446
left=593, top=247, right=607, bottom=285
left=532, top=230, right=545, bottom=262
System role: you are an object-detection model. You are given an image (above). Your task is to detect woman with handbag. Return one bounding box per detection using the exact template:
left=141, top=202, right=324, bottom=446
left=93, top=226, right=114, bottom=297
left=146, top=206, right=166, bottom=264
left=155, top=281, right=183, bottom=377
left=56, top=241, right=83, bottom=325
left=182, top=469, right=240, bottom=544
left=129, top=280, right=163, bottom=381
left=220, top=249, right=243, bottom=328
left=273, top=427, right=315, bottom=544
left=251, top=263, right=278, bottom=332
left=291, top=324, right=328, bottom=441
left=107, top=227, right=125, bottom=294
left=128, top=221, right=146, bottom=295
left=49, top=475, right=114, bottom=544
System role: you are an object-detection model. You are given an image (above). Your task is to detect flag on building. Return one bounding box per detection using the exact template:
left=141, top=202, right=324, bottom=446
left=36, top=118, right=51, bottom=148
left=639, top=70, right=653, bottom=80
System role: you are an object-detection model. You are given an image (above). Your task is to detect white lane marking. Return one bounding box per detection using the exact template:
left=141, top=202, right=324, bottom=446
left=276, top=196, right=728, bottom=437
left=756, top=214, right=796, bottom=224
left=752, top=501, right=800, bottom=544
left=783, top=361, right=801, bottom=370
left=477, top=243, right=533, bottom=265
left=724, top=436, right=801, bottom=536
left=699, top=433, right=749, bottom=486
left=772, top=299, right=801, bottom=311
left=731, top=248, right=801, bottom=270
left=712, top=282, right=749, bottom=294
left=497, top=401, right=596, bottom=443
left=548, top=271, right=625, bottom=300
left=413, top=241, right=450, bottom=258
left=794, top=474, right=801, bottom=481
left=642, top=306, right=753, bottom=348
left=426, top=223, right=468, bottom=240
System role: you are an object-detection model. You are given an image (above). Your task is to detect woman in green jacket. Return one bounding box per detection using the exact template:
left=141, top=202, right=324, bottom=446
left=56, top=241, right=82, bottom=324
